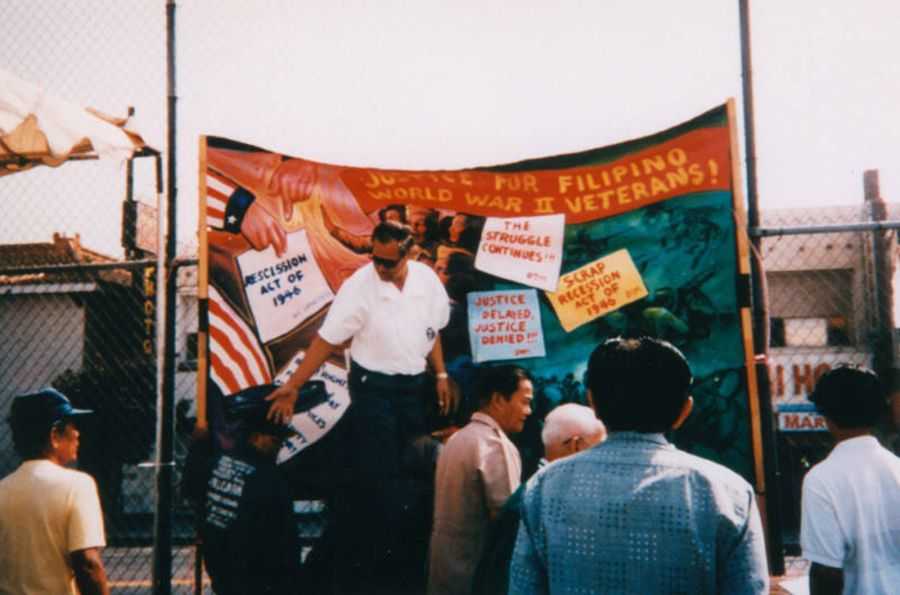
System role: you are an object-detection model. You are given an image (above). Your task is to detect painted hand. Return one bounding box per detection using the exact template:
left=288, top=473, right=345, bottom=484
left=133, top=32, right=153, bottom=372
left=241, top=201, right=287, bottom=256
left=268, top=159, right=318, bottom=219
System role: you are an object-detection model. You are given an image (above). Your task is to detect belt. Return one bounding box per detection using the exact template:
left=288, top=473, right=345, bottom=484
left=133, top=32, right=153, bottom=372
left=349, top=361, right=426, bottom=391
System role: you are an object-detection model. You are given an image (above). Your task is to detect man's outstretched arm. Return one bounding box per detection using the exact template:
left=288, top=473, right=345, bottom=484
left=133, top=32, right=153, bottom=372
left=266, top=334, right=336, bottom=424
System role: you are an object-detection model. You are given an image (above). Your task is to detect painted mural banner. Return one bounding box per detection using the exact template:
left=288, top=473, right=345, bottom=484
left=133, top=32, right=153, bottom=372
left=199, top=102, right=759, bottom=483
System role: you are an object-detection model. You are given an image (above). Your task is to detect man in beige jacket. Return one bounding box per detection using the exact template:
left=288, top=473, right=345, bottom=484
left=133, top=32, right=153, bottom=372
left=428, top=365, right=533, bottom=595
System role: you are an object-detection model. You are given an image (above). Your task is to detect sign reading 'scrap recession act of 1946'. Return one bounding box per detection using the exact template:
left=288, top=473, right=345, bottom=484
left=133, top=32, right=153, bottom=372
left=200, top=102, right=759, bottom=484
left=546, top=249, right=648, bottom=332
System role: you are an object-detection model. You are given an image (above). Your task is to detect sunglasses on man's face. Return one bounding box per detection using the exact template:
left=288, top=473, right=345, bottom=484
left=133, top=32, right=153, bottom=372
left=371, top=255, right=402, bottom=269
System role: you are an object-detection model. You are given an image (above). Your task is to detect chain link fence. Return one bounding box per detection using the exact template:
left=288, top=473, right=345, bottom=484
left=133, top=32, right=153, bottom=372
left=0, top=252, right=202, bottom=593
left=757, top=201, right=900, bottom=549
left=0, top=1, right=204, bottom=591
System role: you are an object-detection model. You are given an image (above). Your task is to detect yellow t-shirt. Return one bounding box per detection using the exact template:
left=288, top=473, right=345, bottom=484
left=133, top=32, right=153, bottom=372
left=0, top=459, right=106, bottom=595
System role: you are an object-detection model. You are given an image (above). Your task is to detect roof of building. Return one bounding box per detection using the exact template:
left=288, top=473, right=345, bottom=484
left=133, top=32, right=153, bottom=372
left=0, top=233, right=131, bottom=291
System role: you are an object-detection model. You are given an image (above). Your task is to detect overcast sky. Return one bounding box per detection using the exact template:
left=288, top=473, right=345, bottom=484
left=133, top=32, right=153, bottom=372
left=2, top=0, right=898, bottom=255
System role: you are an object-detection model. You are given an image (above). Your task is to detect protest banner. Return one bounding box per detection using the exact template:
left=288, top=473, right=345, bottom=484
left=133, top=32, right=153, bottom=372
left=339, top=128, right=729, bottom=223
left=198, top=101, right=761, bottom=488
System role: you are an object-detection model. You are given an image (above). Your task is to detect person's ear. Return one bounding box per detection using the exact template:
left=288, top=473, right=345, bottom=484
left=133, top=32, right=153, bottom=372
left=585, top=389, right=595, bottom=410
left=671, top=396, right=694, bottom=430
left=569, top=436, right=584, bottom=454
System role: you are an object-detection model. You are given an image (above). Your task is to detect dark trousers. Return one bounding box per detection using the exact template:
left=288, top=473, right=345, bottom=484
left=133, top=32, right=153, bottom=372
left=331, top=362, right=429, bottom=595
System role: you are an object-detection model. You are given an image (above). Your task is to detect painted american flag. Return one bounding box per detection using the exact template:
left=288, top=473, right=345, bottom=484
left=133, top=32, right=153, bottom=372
left=205, top=170, right=234, bottom=229
left=208, top=284, right=272, bottom=395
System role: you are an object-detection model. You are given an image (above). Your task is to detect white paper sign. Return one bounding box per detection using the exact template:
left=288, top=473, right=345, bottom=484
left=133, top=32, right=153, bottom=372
left=468, top=289, right=546, bottom=363
left=274, top=353, right=351, bottom=461
left=474, top=214, right=565, bottom=291
left=237, top=229, right=334, bottom=343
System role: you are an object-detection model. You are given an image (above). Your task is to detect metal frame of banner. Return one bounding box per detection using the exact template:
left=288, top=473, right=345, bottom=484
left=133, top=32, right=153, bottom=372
left=191, top=135, right=210, bottom=595
left=196, top=136, right=209, bottom=433
left=727, top=97, right=774, bottom=551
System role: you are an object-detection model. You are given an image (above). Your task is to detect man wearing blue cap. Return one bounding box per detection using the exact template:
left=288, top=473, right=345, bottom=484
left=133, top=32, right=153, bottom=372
left=0, top=387, right=109, bottom=595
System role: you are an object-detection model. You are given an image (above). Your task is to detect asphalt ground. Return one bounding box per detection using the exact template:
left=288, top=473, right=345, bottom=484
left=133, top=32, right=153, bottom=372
left=104, top=546, right=211, bottom=594
left=103, top=546, right=809, bottom=594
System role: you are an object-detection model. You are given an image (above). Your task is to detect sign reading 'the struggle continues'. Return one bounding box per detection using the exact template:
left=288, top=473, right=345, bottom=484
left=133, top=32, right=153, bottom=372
left=474, top=214, right=565, bottom=291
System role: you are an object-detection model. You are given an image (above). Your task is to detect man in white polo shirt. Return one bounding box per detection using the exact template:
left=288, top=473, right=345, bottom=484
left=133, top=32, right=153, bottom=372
left=267, top=220, right=451, bottom=594
left=0, top=388, right=109, bottom=595
left=801, top=365, right=900, bottom=595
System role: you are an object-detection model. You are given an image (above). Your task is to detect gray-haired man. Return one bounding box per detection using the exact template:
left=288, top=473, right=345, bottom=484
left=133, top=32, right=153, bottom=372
left=472, top=403, right=606, bottom=595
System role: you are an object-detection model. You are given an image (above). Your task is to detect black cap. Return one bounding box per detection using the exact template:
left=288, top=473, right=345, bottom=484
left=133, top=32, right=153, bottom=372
left=9, top=388, right=93, bottom=431
left=225, top=381, right=329, bottom=438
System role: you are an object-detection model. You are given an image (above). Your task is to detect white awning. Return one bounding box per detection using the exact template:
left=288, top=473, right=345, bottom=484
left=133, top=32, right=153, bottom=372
left=0, top=68, right=148, bottom=177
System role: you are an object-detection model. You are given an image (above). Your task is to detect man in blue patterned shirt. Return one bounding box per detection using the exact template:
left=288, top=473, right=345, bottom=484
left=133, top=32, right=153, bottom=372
left=509, top=337, right=769, bottom=594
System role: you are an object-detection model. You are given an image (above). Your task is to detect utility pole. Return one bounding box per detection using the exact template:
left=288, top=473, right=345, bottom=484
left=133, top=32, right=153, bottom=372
left=738, top=0, right=785, bottom=575
left=864, top=170, right=895, bottom=382
left=152, top=1, right=178, bottom=593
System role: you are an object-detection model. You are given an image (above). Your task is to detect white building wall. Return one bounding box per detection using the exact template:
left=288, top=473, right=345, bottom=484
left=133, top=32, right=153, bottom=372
left=761, top=204, right=898, bottom=431
left=0, top=292, right=86, bottom=476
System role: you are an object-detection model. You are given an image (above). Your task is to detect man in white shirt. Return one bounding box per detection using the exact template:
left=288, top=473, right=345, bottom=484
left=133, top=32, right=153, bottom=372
left=801, top=365, right=900, bottom=595
left=266, top=221, right=451, bottom=594
left=0, top=388, right=109, bottom=595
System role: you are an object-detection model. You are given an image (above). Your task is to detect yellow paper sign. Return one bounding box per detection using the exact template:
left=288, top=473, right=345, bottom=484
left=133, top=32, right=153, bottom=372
left=546, top=249, right=648, bottom=332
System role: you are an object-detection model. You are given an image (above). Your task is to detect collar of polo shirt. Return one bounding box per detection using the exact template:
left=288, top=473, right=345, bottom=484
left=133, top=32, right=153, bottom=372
left=375, top=260, right=428, bottom=297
